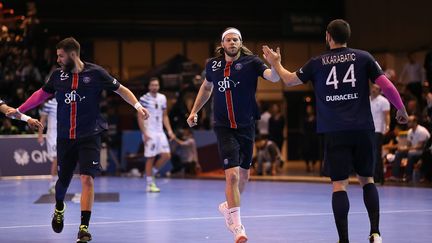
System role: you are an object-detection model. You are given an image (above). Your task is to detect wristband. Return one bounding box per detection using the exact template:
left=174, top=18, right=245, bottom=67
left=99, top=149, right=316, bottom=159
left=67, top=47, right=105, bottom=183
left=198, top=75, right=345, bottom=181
left=134, top=102, right=143, bottom=110
left=20, top=114, right=31, bottom=122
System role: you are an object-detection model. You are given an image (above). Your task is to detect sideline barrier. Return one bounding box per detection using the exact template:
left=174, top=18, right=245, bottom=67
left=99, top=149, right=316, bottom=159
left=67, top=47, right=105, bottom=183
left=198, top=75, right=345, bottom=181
left=0, top=135, right=52, bottom=176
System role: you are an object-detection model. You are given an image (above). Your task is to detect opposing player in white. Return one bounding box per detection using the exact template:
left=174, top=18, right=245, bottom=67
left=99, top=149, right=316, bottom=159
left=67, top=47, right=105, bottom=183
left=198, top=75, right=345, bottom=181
left=38, top=98, right=58, bottom=194
left=137, top=77, right=175, bottom=192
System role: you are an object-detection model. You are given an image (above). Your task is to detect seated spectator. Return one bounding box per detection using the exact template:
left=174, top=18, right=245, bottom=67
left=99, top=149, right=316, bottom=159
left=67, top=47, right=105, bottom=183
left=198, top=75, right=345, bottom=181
left=254, top=135, right=283, bottom=176
left=389, top=116, right=430, bottom=182
left=419, top=139, right=432, bottom=183
left=171, top=128, right=200, bottom=176
left=0, top=118, right=20, bottom=134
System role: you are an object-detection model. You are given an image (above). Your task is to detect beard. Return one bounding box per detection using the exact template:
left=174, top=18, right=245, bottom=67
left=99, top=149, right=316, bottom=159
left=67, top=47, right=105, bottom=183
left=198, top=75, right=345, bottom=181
left=224, top=47, right=240, bottom=57
left=59, top=58, right=75, bottom=72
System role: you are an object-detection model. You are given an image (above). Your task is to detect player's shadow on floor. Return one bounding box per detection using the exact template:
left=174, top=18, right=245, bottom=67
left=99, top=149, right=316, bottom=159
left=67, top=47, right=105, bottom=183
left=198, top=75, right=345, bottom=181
left=34, top=192, right=119, bottom=204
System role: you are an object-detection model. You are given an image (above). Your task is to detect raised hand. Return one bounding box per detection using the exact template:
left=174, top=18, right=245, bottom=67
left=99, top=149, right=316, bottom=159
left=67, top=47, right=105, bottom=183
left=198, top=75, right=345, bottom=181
left=262, top=45, right=281, bottom=66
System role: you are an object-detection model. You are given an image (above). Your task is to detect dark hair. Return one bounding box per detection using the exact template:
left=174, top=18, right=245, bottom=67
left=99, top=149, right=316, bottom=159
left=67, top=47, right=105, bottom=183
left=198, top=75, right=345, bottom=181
left=326, top=19, right=351, bottom=44
left=255, top=134, right=268, bottom=142
left=56, top=37, right=80, bottom=56
left=148, top=77, right=159, bottom=87
left=149, top=77, right=159, bottom=83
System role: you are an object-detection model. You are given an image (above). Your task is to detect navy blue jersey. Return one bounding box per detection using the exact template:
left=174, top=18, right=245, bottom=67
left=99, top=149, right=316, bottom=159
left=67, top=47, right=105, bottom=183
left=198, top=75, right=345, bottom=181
left=296, top=47, right=384, bottom=133
left=206, top=55, right=268, bottom=128
left=42, top=62, right=120, bottom=139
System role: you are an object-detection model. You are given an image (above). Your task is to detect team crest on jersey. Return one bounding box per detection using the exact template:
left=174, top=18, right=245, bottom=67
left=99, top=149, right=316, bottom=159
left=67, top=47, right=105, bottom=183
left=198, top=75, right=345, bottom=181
left=234, top=63, right=243, bottom=70
left=83, top=76, right=91, bottom=84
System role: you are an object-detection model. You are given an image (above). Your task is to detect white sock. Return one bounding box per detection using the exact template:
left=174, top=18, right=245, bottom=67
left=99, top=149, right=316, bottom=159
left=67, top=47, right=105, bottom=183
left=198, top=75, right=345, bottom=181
left=152, top=167, right=159, bottom=175
left=229, top=207, right=241, bottom=226
left=146, top=176, right=154, bottom=184
left=51, top=175, right=58, bottom=182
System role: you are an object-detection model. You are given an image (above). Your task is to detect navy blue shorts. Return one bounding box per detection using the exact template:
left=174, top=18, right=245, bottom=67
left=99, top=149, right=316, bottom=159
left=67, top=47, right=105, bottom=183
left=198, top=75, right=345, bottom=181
left=57, top=134, right=102, bottom=178
left=214, top=124, right=255, bottom=170
left=323, top=130, right=376, bottom=181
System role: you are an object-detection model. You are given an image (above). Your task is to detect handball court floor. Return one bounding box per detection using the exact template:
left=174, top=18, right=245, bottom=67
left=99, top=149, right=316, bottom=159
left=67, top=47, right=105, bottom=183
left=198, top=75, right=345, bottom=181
left=0, top=177, right=431, bottom=243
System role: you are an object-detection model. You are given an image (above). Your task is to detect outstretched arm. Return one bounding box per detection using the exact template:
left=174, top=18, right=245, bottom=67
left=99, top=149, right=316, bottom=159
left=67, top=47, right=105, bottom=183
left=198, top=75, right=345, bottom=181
left=11, top=88, right=53, bottom=114
left=2, top=103, right=44, bottom=131
left=262, top=46, right=303, bottom=87
left=375, top=75, right=408, bottom=124
left=263, top=66, right=280, bottom=83
left=115, top=84, right=150, bottom=120
left=0, top=103, right=8, bottom=114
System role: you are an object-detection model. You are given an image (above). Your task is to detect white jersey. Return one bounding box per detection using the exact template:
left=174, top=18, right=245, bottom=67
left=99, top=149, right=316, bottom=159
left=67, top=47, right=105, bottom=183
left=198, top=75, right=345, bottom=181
left=39, top=98, right=58, bottom=139
left=39, top=98, right=57, bottom=158
left=408, top=125, right=430, bottom=148
left=139, top=92, right=167, bottom=133
left=370, top=95, right=390, bottom=134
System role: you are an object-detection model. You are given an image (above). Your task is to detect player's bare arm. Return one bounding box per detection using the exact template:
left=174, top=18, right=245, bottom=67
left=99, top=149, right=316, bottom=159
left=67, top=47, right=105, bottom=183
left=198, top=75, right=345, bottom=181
left=136, top=112, right=150, bottom=142
left=0, top=103, right=8, bottom=114
left=3, top=104, right=44, bottom=131
left=38, top=113, right=48, bottom=145
left=262, top=45, right=303, bottom=87
left=263, top=66, right=280, bottom=82
left=163, top=109, right=175, bottom=140
left=187, top=79, right=213, bottom=127
left=114, top=84, right=150, bottom=120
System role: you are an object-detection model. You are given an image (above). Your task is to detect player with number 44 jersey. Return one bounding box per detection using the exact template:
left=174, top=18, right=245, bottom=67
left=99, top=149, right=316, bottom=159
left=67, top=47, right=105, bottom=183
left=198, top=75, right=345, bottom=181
left=263, top=19, right=408, bottom=243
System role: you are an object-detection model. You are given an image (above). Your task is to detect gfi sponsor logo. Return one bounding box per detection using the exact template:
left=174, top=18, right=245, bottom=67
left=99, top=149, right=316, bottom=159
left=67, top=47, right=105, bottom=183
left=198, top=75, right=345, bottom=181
left=64, top=90, right=86, bottom=104
left=13, top=149, right=53, bottom=166
left=217, top=77, right=240, bottom=92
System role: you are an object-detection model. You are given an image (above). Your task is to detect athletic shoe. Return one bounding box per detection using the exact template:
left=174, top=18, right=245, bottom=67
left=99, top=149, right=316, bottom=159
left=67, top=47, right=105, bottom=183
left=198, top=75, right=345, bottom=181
left=233, top=224, right=248, bottom=243
left=51, top=203, right=65, bottom=233
left=369, top=233, right=382, bottom=243
left=146, top=182, right=161, bottom=193
left=48, top=182, right=56, bottom=194
left=77, top=225, right=92, bottom=242
left=218, top=201, right=234, bottom=232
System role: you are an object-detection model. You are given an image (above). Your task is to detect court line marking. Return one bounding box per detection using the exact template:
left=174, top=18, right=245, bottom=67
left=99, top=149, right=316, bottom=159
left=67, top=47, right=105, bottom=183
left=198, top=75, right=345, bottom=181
left=1, top=209, right=431, bottom=229
left=0, top=182, right=22, bottom=188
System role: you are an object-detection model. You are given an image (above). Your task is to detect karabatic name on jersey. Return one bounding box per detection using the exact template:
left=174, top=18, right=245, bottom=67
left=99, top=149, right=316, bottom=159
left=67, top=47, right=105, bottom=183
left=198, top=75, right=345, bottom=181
left=205, top=55, right=268, bottom=129
left=42, top=62, right=120, bottom=139
left=296, top=47, right=384, bottom=133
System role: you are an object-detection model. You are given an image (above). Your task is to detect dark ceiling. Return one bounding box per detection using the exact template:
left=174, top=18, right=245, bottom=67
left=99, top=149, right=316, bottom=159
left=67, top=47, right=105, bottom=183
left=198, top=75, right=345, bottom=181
left=3, top=0, right=345, bottom=40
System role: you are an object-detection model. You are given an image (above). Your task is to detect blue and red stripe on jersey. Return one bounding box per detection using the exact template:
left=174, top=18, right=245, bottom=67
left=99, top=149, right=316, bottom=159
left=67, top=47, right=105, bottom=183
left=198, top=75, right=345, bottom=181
left=69, top=73, right=79, bottom=139
left=223, top=61, right=237, bottom=129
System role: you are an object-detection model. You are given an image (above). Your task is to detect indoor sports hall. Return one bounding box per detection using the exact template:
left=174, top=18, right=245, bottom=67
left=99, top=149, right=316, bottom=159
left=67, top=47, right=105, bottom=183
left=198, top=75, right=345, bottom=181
left=1, top=1, right=431, bottom=242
